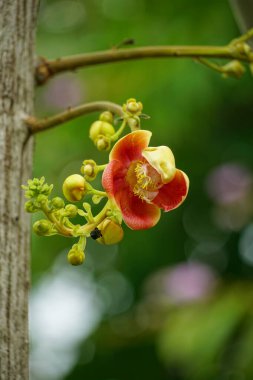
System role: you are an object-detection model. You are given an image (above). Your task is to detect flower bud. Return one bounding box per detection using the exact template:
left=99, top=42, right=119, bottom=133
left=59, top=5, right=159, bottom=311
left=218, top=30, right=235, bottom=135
left=25, top=200, right=38, bottom=213
left=33, top=219, right=54, bottom=236
left=96, top=218, right=124, bottom=245
left=64, top=204, right=78, bottom=218
left=222, top=60, right=245, bottom=79
left=89, top=120, right=115, bottom=142
left=62, top=174, right=87, bottom=202
left=99, top=111, right=114, bottom=124
left=36, top=194, right=48, bottom=205
left=123, top=98, right=143, bottom=115
left=67, top=247, right=85, bottom=266
left=51, top=197, right=65, bottom=209
left=81, top=159, right=98, bottom=181
left=96, top=135, right=111, bottom=151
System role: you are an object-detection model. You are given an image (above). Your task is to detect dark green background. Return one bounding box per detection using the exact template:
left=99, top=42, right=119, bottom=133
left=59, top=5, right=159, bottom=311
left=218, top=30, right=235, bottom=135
left=31, top=1, right=253, bottom=379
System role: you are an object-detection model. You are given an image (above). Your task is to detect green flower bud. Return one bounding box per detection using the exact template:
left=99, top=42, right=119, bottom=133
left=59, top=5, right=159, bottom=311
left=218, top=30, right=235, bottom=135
left=64, top=204, right=78, bottom=218
left=99, top=111, right=114, bottom=124
left=33, top=219, right=54, bottom=236
left=81, top=159, right=98, bottom=181
left=62, top=174, right=87, bottom=202
left=89, top=120, right=115, bottom=142
left=51, top=197, right=65, bottom=209
left=67, top=247, right=85, bottom=266
left=96, top=218, right=124, bottom=245
left=123, top=98, right=143, bottom=115
left=96, top=135, right=111, bottom=151
left=222, top=60, right=245, bottom=79
left=25, top=200, right=39, bottom=213
left=36, top=194, right=48, bottom=205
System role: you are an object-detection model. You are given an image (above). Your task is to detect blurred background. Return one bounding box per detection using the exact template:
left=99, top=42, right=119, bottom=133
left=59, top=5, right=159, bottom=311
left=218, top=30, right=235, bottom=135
left=31, top=0, right=253, bottom=379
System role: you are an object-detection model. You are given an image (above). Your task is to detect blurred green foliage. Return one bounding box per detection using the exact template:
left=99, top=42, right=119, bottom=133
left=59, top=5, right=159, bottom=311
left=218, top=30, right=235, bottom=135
left=32, top=0, right=253, bottom=379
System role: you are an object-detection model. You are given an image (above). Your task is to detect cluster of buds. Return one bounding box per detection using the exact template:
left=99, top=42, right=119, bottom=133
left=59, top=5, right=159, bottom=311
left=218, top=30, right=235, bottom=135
left=89, top=111, right=115, bottom=151
left=122, top=98, right=143, bottom=131
left=23, top=98, right=189, bottom=267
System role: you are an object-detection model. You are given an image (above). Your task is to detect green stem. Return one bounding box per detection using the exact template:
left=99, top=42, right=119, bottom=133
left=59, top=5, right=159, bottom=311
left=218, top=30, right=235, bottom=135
left=35, top=31, right=253, bottom=85
left=197, top=58, right=226, bottom=74
left=230, top=28, right=253, bottom=45
left=78, top=200, right=111, bottom=236
left=111, top=119, right=127, bottom=141
left=97, top=164, right=107, bottom=171
left=42, top=204, right=73, bottom=237
left=25, top=101, right=123, bottom=134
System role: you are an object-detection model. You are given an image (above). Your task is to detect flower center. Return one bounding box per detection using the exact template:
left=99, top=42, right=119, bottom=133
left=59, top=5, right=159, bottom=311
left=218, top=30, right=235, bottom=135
left=126, top=160, right=162, bottom=202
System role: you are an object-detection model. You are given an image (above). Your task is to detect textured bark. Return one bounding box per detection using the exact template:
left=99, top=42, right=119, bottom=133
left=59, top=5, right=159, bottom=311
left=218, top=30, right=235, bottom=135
left=0, top=1, right=38, bottom=379
left=230, top=0, right=253, bottom=31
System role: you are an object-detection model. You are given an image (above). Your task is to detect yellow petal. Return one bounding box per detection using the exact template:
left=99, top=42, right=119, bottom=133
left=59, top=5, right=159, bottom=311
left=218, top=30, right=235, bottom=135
left=142, top=146, right=176, bottom=184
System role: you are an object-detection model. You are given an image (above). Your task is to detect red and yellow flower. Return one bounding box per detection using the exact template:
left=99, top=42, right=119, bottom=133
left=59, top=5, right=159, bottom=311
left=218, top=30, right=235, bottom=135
left=102, top=130, right=189, bottom=230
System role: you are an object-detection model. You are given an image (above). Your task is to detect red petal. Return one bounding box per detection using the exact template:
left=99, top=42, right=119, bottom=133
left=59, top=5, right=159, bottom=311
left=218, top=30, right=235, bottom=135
left=152, top=170, right=189, bottom=211
left=116, top=190, right=161, bottom=230
left=110, top=130, right=152, bottom=164
left=103, top=160, right=161, bottom=230
left=102, top=160, right=127, bottom=197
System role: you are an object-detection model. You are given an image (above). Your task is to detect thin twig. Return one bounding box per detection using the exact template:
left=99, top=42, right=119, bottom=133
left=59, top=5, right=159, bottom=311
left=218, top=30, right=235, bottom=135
left=35, top=30, right=253, bottom=84
left=25, top=101, right=123, bottom=134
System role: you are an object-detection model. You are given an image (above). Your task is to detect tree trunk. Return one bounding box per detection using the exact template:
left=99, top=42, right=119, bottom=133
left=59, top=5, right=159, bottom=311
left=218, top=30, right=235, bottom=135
left=230, top=0, right=253, bottom=34
left=0, top=1, right=39, bottom=379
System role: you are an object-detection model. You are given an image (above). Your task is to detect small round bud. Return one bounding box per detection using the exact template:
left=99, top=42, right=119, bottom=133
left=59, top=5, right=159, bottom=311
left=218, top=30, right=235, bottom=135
left=96, top=135, right=111, bottom=151
left=96, top=218, right=124, bottom=245
left=222, top=60, right=245, bottom=79
left=33, top=219, right=53, bottom=236
left=67, top=248, right=85, bottom=266
left=81, top=159, right=98, bottom=181
left=62, top=174, right=87, bottom=202
left=51, top=197, right=65, bottom=209
left=25, top=200, right=38, bottom=213
left=65, top=204, right=78, bottom=218
left=89, top=120, right=115, bottom=142
left=99, top=111, right=114, bottom=124
left=123, top=98, right=143, bottom=115
left=36, top=194, right=48, bottom=205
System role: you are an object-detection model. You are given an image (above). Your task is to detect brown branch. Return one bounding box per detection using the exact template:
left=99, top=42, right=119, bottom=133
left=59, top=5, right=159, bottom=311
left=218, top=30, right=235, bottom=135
left=35, top=29, right=253, bottom=84
left=25, top=101, right=123, bottom=134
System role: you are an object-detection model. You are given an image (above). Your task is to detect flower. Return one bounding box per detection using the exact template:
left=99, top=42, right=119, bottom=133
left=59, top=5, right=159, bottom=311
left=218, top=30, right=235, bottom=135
left=102, top=130, right=189, bottom=230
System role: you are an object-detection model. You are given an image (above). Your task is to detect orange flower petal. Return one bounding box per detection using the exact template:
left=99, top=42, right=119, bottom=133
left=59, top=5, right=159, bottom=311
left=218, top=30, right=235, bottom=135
left=152, top=170, right=189, bottom=211
left=102, top=160, right=127, bottom=197
left=109, top=130, right=152, bottom=164
left=116, top=190, right=161, bottom=230
left=103, top=159, right=161, bottom=230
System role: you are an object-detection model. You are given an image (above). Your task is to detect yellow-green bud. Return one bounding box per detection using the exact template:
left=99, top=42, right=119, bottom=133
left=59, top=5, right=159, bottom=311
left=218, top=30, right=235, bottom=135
left=123, top=98, right=143, bottom=115
left=67, top=248, right=85, bottom=266
left=96, top=218, right=124, bottom=245
left=65, top=204, right=78, bottom=218
left=62, top=174, right=87, bottom=202
left=33, top=219, right=53, bottom=236
left=37, top=194, right=48, bottom=205
left=89, top=120, right=115, bottom=141
left=96, top=135, right=111, bottom=151
left=25, top=200, right=38, bottom=213
left=81, top=159, right=98, bottom=181
left=51, top=197, right=65, bottom=209
left=222, top=60, right=245, bottom=79
left=99, top=111, right=114, bottom=124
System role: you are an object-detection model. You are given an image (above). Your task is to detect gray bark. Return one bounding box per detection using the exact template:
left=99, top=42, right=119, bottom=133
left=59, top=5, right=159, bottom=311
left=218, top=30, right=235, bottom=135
left=0, top=1, right=38, bottom=379
left=230, top=0, right=253, bottom=33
